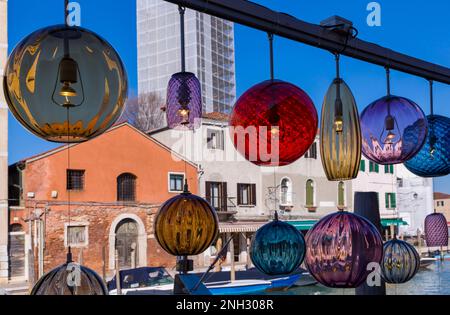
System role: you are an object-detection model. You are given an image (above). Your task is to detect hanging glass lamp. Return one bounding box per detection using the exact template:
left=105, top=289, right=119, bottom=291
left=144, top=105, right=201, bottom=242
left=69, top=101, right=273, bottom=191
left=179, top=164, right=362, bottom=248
left=230, top=80, right=318, bottom=166
left=166, top=72, right=202, bottom=130
left=320, top=54, right=361, bottom=181
left=31, top=251, right=108, bottom=295
left=360, top=69, right=428, bottom=165
left=381, top=237, right=420, bottom=284
left=154, top=188, right=219, bottom=257
left=250, top=212, right=306, bottom=276
left=166, top=6, right=202, bottom=130
left=404, top=82, right=450, bottom=177
left=305, top=211, right=383, bottom=288
left=424, top=212, right=449, bottom=247
left=3, top=25, right=128, bottom=143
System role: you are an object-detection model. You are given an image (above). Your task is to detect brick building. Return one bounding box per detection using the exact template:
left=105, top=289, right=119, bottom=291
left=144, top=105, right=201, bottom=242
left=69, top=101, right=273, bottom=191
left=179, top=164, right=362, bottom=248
left=8, top=123, right=199, bottom=282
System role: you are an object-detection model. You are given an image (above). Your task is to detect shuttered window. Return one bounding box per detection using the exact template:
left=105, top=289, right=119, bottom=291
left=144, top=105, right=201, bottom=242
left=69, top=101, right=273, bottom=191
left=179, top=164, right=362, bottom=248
left=384, top=165, right=394, bottom=174
left=207, top=129, right=224, bottom=150
left=206, top=182, right=228, bottom=211
left=237, top=184, right=256, bottom=206
left=369, top=162, right=379, bottom=173
left=306, top=180, right=315, bottom=206
left=360, top=160, right=366, bottom=172
left=385, top=193, right=397, bottom=209
left=305, top=142, right=317, bottom=159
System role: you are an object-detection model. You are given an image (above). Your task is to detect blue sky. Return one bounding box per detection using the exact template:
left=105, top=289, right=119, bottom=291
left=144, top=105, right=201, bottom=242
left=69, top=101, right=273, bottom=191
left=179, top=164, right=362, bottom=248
left=7, top=0, right=450, bottom=192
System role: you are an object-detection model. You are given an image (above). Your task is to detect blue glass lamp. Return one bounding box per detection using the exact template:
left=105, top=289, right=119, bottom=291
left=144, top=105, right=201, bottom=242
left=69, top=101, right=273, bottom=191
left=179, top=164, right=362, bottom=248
left=405, top=81, right=449, bottom=177
left=404, top=115, right=450, bottom=177
left=381, top=237, right=420, bottom=284
left=250, top=212, right=306, bottom=276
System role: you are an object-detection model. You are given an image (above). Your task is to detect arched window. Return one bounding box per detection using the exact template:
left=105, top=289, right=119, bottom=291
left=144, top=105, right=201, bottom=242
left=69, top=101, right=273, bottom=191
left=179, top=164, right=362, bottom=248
left=117, top=173, right=137, bottom=202
left=338, top=182, right=345, bottom=208
left=280, top=178, right=293, bottom=206
left=306, top=179, right=315, bottom=207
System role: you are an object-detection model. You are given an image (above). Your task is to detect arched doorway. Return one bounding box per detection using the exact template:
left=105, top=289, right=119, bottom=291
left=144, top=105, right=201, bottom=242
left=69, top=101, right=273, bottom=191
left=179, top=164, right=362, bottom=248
left=109, top=214, right=147, bottom=271
left=115, top=219, right=139, bottom=269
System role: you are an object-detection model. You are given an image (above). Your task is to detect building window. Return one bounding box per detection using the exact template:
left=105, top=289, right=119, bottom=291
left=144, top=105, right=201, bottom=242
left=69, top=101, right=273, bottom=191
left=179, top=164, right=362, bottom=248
left=306, top=179, right=315, bottom=207
left=360, top=160, right=366, bottom=172
left=67, top=170, right=85, bottom=191
left=385, top=193, right=397, bottom=209
left=338, top=182, right=345, bottom=208
left=65, top=225, right=88, bottom=248
left=207, top=129, right=224, bottom=150
left=384, top=165, right=394, bottom=174
left=237, top=184, right=256, bottom=206
left=169, top=173, right=184, bottom=192
left=369, top=162, right=379, bottom=173
left=117, top=173, right=137, bottom=202
left=305, top=143, right=317, bottom=159
left=206, top=182, right=227, bottom=212
left=280, top=178, right=293, bottom=206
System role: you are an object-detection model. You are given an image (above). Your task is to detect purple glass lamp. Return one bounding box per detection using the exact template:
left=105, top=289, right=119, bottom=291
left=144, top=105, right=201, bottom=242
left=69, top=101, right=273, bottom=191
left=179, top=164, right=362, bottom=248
left=425, top=212, right=449, bottom=247
left=360, top=69, right=428, bottom=165
left=166, top=72, right=202, bottom=130
left=166, top=6, right=202, bottom=130
left=305, top=211, right=383, bottom=288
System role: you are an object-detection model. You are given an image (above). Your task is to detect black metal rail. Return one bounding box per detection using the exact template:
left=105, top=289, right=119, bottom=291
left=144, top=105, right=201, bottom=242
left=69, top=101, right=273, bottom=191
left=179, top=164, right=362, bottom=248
left=164, top=0, right=450, bottom=85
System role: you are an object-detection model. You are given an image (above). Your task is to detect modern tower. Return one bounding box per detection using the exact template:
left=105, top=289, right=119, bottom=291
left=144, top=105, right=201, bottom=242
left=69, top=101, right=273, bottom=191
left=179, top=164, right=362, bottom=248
left=137, top=0, right=236, bottom=114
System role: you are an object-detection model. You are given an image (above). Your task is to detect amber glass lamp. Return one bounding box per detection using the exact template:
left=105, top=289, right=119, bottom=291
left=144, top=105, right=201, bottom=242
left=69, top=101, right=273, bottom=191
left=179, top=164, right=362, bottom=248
left=320, top=54, right=361, bottom=181
left=154, top=183, right=219, bottom=272
left=3, top=25, right=128, bottom=143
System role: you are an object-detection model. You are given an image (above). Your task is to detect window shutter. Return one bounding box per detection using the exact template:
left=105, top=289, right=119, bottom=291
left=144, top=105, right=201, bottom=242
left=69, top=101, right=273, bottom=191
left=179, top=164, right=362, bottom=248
left=384, top=165, right=389, bottom=173
left=221, top=182, right=228, bottom=212
left=205, top=182, right=211, bottom=203
left=360, top=160, right=365, bottom=172
left=369, top=162, right=373, bottom=172
left=392, top=193, right=397, bottom=208
left=385, top=193, right=390, bottom=209
left=390, top=165, right=394, bottom=174
left=220, top=131, right=225, bottom=150
left=375, top=164, right=379, bottom=173
left=251, top=184, right=256, bottom=206
left=237, top=184, right=242, bottom=205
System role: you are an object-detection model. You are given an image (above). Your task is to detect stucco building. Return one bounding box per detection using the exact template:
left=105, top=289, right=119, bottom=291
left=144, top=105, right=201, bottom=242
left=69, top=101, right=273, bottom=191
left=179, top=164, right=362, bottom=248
left=8, top=123, right=199, bottom=282
left=434, top=192, right=450, bottom=226
left=0, top=0, right=8, bottom=284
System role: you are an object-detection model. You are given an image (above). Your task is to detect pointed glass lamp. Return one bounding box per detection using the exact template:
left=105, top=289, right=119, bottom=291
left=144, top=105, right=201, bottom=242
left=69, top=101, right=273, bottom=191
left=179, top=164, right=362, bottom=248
left=31, top=250, right=108, bottom=295
left=320, top=55, right=361, bottom=181
left=3, top=25, right=128, bottom=143
left=166, top=72, right=202, bottom=130
left=250, top=211, right=306, bottom=276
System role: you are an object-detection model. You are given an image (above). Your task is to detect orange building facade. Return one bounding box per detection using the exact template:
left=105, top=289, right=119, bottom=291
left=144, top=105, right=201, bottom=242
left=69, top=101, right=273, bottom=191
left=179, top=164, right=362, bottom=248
left=8, top=123, right=198, bottom=282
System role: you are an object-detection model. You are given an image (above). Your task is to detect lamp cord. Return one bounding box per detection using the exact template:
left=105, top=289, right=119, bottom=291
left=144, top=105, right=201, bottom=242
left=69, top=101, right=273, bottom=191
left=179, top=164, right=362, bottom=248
left=66, top=107, right=72, bottom=261
left=268, top=33, right=274, bottom=81
left=429, top=80, right=434, bottom=115
left=179, top=5, right=186, bottom=72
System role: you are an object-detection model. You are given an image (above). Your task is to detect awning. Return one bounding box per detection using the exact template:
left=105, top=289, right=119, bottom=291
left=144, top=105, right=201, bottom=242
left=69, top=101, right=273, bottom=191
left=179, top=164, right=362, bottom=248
left=288, top=220, right=318, bottom=231
left=219, top=222, right=265, bottom=233
left=381, top=218, right=409, bottom=227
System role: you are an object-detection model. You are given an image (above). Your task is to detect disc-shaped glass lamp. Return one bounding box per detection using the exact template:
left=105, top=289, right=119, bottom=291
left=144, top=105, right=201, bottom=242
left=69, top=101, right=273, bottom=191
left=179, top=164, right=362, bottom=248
left=381, top=237, right=420, bottom=284
left=250, top=212, right=306, bottom=276
left=320, top=78, right=361, bottom=181
left=230, top=80, right=318, bottom=167
left=404, top=115, right=450, bottom=177
left=154, top=191, right=219, bottom=256
left=3, top=25, right=128, bottom=143
left=305, top=211, right=383, bottom=288
left=166, top=72, right=202, bottom=130
left=360, top=95, right=428, bottom=165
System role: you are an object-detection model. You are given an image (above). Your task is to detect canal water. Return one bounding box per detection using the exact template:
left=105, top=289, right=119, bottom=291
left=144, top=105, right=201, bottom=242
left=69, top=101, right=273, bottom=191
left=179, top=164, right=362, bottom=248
left=266, top=261, right=450, bottom=295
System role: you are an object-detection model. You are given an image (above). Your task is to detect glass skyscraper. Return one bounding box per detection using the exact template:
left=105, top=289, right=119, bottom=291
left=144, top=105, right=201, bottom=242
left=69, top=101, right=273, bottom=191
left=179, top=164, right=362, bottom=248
left=137, top=0, right=236, bottom=113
